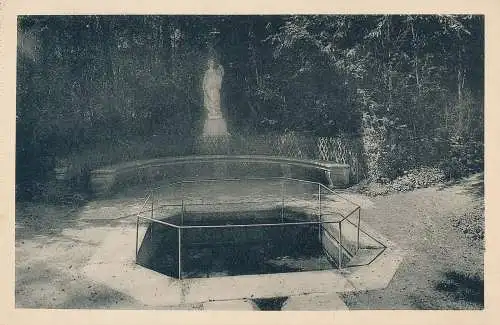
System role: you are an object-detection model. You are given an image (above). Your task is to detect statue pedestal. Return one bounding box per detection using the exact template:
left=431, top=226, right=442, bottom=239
left=197, top=133, right=230, bottom=155
left=198, top=121, right=231, bottom=178
left=203, top=114, right=228, bottom=137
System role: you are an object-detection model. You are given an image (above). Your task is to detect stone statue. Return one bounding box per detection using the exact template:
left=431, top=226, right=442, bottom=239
left=203, top=58, right=225, bottom=119
left=202, top=57, right=228, bottom=136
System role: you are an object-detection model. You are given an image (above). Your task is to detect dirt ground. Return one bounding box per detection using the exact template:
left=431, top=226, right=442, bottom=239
left=341, top=173, right=484, bottom=309
left=15, top=174, right=484, bottom=309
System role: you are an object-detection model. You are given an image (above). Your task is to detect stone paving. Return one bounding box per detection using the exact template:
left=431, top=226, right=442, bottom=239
left=81, top=218, right=403, bottom=310
left=77, top=179, right=404, bottom=310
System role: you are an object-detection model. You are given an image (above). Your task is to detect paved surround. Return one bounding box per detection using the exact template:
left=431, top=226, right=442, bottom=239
left=79, top=179, right=404, bottom=310
left=81, top=219, right=404, bottom=309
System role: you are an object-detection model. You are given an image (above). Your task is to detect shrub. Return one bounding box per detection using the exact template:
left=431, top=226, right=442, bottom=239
left=439, top=138, right=484, bottom=180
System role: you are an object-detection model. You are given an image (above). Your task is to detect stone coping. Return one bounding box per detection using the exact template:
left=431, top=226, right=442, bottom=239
left=92, top=155, right=349, bottom=174
left=89, top=155, right=351, bottom=197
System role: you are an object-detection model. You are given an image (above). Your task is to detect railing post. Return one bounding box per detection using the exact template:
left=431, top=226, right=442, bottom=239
left=181, top=181, right=185, bottom=207
left=150, top=190, right=154, bottom=240
left=180, top=197, right=184, bottom=279
left=181, top=199, right=185, bottom=226
left=178, top=227, right=182, bottom=279
left=318, top=214, right=322, bottom=244
left=318, top=184, right=321, bottom=243
left=338, top=221, right=343, bottom=269
left=318, top=184, right=321, bottom=217
left=357, top=207, right=361, bottom=253
left=281, top=180, right=285, bottom=222
left=135, top=216, right=139, bottom=261
left=150, top=189, right=154, bottom=224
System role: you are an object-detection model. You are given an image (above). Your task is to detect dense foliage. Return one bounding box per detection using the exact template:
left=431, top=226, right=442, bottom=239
left=16, top=15, right=484, bottom=199
left=264, top=15, right=483, bottom=179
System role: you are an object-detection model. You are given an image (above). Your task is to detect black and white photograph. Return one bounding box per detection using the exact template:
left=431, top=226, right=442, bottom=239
left=9, top=11, right=487, bottom=314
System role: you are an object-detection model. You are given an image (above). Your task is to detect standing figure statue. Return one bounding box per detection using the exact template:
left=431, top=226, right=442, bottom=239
left=201, top=57, right=228, bottom=137
left=203, top=58, right=225, bottom=119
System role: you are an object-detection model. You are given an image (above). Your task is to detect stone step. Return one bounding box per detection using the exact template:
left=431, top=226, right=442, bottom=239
left=321, top=216, right=386, bottom=268
left=345, top=247, right=385, bottom=267
left=281, top=293, right=348, bottom=310
left=202, top=299, right=259, bottom=310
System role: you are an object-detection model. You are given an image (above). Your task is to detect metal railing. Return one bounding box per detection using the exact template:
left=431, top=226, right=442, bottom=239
left=134, top=177, right=361, bottom=278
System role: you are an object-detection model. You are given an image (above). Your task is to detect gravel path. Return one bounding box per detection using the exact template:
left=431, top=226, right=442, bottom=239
left=341, top=174, right=484, bottom=309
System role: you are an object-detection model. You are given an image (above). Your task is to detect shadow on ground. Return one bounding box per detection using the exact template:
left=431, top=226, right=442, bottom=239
left=16, top=262, right=139, bottom=309
left=435, top=271, right=484, bottom=306
left=408, top=270, right=484, bottom=310
left=15, top=202, right=85, bottom=241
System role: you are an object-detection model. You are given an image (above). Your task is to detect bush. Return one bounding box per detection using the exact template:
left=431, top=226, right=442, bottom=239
left=439, top=138, right=483, bottom=180
left=353, top=166, right=446, bottom=196
left=390, top=167, right=446, bottom=192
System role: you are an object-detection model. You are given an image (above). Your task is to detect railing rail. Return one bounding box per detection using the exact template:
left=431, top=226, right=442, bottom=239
left=134, top=176, right=362, bottom=277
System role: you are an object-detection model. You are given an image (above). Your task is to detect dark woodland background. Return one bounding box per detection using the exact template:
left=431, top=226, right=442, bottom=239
left=16, top=15, right=484, bottom=200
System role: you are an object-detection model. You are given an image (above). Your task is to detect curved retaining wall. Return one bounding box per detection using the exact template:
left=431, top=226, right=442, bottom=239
left=90, top=155, right=350, bottom=197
